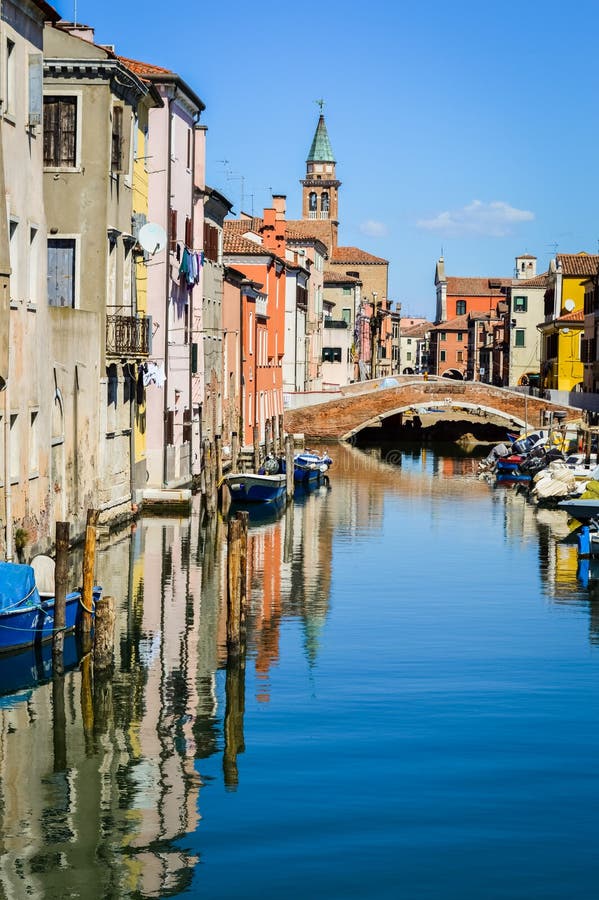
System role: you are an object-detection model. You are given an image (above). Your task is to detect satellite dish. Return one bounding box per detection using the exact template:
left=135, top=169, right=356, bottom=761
left=138, top=222, right=167, bottom=256
left=564, top=298, right=575, bottom=312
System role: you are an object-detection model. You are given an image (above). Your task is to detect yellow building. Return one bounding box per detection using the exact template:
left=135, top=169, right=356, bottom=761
left=130, top=85, right=163, bottom=493
left=539, top=253, right=598, bottom=392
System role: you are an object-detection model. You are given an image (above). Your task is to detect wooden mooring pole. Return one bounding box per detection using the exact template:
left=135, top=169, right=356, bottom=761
left=285, top=434, right=294, bottom=500
left=53, top=521, right=70, bottom=666
left=231, top=430, right=239, bottom=472
left=253, top=425, right=260, bottom=472
left=278, top=414, right=284, bottom=457
left=81, top=509, right=99, bottom=635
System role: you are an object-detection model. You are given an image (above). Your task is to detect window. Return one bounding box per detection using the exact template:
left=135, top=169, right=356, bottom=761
left=44, top=96, right=77, bottom=167
left=28, top=54, right=43, bottom=127
left=29, top=410, right=38, bottom=475
left=9, top=219, right=18, bottom=300
left=29, top=226, right=39, bottom=303
left=406, top=351, right=412, bottom=361
left=407, top=338, right=412, bottom=344
left=342, top=286, right=351, bottom=295
left=456, top=300, right=466, bottom=315
left=111, top=105, right=123, bottom=171
left=10, top=413, right=19, bottom=482
left=309, top=192, right=317, bottom=212
left=456, top=350, right=463, bottom=363
left=321, top=192, right=329, bottom=215
left=186, top=128, right=192, bottom=170
left=248, top=312, right=253, bottom=354
left=515, top=329, right=525, bottom=347
left=440, top=331, right=446, bottom=341
left=5, top=39, right=15, bottom=116
left=457, top=331, right=463, bottom=341
left=47, top=238, right=76, bottom=307
left=513, top=295, right=528, bottom=313
left=342, top=308, right=351, bottom=325
left=322, top=347, right=342, bottom=362
left=440, top=350, right=446, bottom=362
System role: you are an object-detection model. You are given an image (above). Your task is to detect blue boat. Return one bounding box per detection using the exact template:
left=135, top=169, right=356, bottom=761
left=223, top=472, right=287, bottom=504
left=0, top=561, right=101, bottom=654
left=293, top=450, right=333, bottom=483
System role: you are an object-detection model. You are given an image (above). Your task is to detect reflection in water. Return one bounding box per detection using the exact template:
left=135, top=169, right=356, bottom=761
left=0, top=443, right=598, bottom=897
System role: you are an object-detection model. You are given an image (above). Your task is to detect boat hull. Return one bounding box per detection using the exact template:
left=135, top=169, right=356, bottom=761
left=0, top=588, right=102, bottom=654
left=225, top=473, right=287, bottom=504
left=558, top=499, right=599, bottom=522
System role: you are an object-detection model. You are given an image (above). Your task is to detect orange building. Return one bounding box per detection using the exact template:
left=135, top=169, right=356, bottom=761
left=223, top=210, right=286, bottom=446
left=432, top=258, right=511, bottom=377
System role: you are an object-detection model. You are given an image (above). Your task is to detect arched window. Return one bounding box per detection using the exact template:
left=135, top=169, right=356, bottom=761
left=321, top=192, right=329, bottom=216
left=309, top=192, right=317, bottom=212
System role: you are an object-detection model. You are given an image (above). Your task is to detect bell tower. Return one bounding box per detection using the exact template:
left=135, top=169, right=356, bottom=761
left=301, top=108, right=341, bottom=226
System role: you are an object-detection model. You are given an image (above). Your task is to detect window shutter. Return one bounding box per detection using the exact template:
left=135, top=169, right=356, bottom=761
left=59, top=98, right=77, bottom=167
left=28, top=54, right=43, bottom=126
left=165, top=409, right=174, bottom=445
left=47, top=239, right=75, bottom=307
left=112, top=105, right=123, bottom=171
left=185, top=216, right=193, bottom=248
left=169, top=208, right=178, bottom=250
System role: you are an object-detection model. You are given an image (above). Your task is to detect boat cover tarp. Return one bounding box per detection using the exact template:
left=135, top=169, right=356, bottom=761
left=0, top=563, right=40, bottom=613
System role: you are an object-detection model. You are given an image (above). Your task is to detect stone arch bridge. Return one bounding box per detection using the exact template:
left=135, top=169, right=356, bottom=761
left=284, top=380, right=580, bottom=441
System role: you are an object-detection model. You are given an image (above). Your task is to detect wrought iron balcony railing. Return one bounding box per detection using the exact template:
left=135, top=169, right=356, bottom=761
left=106, top=314, right=151, bottom=357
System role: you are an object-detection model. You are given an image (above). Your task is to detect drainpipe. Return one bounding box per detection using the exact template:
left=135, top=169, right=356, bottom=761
left=0, top=104, right=12, bottom=559
left=3, top=364, right=11, bottom=562
left=162, top=96, right=173, bottom=488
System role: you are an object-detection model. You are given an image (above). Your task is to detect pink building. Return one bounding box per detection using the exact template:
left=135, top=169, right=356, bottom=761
left=121, top=57, right=205, bottom=491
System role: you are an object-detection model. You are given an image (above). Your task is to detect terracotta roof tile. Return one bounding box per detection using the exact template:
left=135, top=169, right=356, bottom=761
left=117, top=55, right=174, bottom=77
left=285, top=219, right=335, bottom=249
left=332, top=246, right=388, bottom=265
left=512, top=273, right=550, bottom=288
left=323, top=270, right=360, bottom=284
left=431, top=314, right=469, bottom=331
left=402, top=321, right=433, bottom=337
left=223, top=228, right=269, bottom=256
left=446, top=276, right=511, bottom=297
left=557, top=309, right=584, bottom=323
left=557, top=253, right=599, bottom=277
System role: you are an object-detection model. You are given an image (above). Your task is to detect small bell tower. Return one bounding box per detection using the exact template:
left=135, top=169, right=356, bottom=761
left=301, top=104, right=341, bottom=224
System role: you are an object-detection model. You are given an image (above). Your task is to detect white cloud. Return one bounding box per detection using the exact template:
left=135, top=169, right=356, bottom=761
left=359, top=219, right=388, bottom=238
left=416, top=200, right=534, bottom=237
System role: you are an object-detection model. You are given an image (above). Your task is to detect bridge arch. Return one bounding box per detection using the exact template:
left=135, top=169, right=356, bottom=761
left=284, top=379, right=580, bottom=442
left=341, top=400, right=530, bottom=442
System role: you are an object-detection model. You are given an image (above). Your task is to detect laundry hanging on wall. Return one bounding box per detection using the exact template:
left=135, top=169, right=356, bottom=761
left=143, top=361, right=166, bottom=388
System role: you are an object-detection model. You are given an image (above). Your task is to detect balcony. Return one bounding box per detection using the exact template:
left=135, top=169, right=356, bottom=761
left=324, top=318, right=349, bottom=329
left=106, top=314, right=151, bottom=357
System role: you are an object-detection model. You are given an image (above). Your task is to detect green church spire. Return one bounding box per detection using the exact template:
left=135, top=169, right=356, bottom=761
left=307, top=115, right=335, bottom=163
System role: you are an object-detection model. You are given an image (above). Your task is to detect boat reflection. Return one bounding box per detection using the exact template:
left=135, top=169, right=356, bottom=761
left=0, top=633, right=83, bottom=707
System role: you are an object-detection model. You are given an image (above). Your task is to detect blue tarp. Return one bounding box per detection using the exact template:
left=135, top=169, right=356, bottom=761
left=378, top=377, right=400, bottom=389
left=0, top=563, right=40, bottom=613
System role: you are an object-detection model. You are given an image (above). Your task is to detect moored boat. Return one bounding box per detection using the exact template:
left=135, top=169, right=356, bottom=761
left=223, top=472, right=287, bottom=504
left=293, top=449, right=333, bottom=483
left=0, top=561, right=101, bottom=655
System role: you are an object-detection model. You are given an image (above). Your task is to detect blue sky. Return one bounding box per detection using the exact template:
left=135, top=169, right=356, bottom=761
left=59, top=0, right=599, bottom=319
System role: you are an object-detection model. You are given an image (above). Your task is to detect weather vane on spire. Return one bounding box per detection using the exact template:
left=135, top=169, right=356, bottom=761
left=315, top=98, right=325, bottom=113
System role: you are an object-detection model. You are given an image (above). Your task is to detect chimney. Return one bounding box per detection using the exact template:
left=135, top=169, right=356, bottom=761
left=262, top=208, right=286, bottom=256
left=272, top=194, right=286, bottom=221
left=57, top=21, right=96, bottom=43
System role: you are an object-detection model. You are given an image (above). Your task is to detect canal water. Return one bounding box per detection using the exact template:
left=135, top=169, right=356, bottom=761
left=1, top=443, right=599, bottom=899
